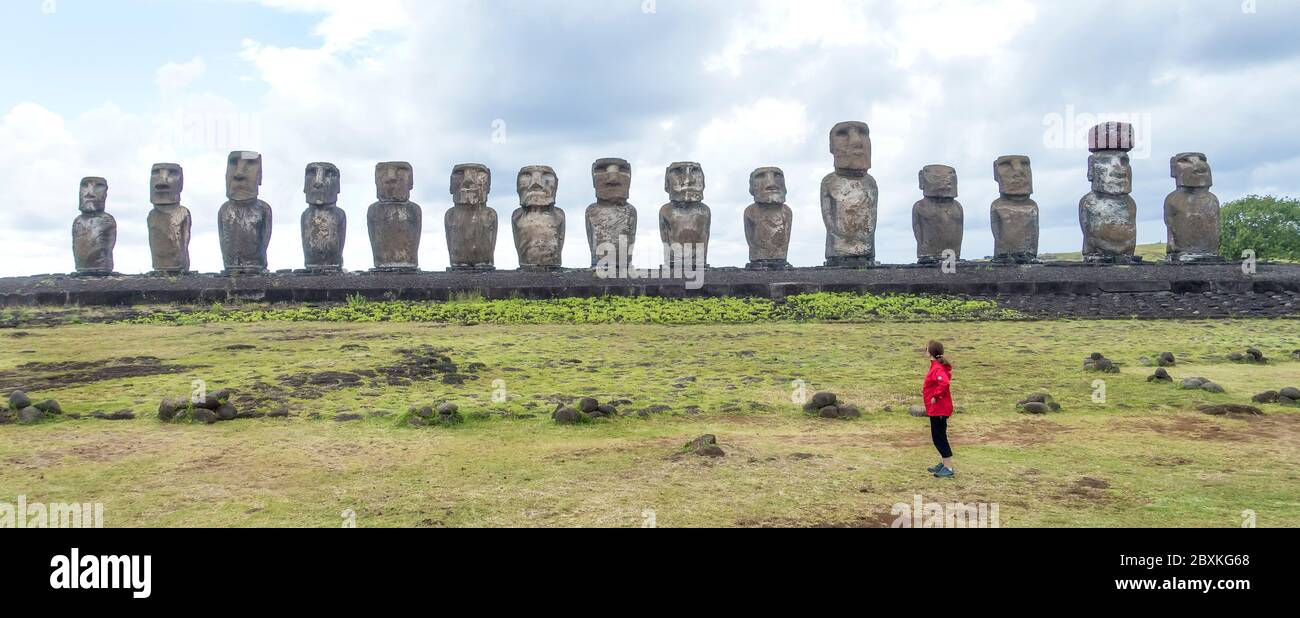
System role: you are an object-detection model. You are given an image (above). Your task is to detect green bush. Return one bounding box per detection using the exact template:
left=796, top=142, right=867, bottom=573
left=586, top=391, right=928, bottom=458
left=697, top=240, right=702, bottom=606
left=1220, top=195, right=1300, bottom=262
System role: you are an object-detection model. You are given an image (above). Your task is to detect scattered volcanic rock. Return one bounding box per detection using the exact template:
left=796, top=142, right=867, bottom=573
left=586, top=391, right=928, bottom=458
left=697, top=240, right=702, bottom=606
left=553, top=407, right=582, bottom=425
left=1198, top=404, right=1263, bottom=417
left=1253, top=391, right=1280, bottom=404
left=8, top=391, right=32, bottom=410
left=18, top=406, right=44, bottom=424
left=1157, top=352, right=1177, bottom=367
left=1200, top=382, right=1226, bottom=394
left=1148, top=368, right=1173, bottom=383
left=1084, top=353, right=1119, bottom=373
left=684, top=435, right=725, bottom=458
left=1017, top=393, right=1062, bottom=413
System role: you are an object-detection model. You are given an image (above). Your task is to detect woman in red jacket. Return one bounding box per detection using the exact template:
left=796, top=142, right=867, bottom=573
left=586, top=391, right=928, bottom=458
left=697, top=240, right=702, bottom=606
left=923, top=340, right=956, bottom=478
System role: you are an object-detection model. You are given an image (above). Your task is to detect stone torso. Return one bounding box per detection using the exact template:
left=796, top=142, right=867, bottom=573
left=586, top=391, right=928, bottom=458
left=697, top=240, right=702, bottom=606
left=586, top=202, right=637, bottom=265
left=513, top=207, right=565, bottom=268
left=991, top=197, right=1039, bottom=259
left=218, top=200, right=272, bottom=272
left=821, top=172, right=878, bottom=258
left=1079, top=193, right=1137, bottom=256
left=1164, top=189, right=1220, bottom=257
left=446, top=205, right=499, bottom=267
left=301, top=206, right=347, bottom=271
left=912, top=198, right=965, bottom=260
left=659, top=202, right=711, bottom=265
left=73, top=213, right=116, bottom=274
left=744, top=203, right=792, bottom=262
left=147, top=205, right=191, bottom=273
left=367, top=201, right=422, bottom=270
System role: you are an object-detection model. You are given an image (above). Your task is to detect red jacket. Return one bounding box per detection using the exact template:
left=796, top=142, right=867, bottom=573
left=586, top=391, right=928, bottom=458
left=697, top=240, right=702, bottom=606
left=923, top=360, right=954, bottom=418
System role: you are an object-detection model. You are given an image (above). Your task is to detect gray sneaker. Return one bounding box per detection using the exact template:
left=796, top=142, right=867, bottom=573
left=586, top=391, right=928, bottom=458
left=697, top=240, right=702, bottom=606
left=927, top=463, right=945, bottom=474
left=933, top=466, right=956, bottom=479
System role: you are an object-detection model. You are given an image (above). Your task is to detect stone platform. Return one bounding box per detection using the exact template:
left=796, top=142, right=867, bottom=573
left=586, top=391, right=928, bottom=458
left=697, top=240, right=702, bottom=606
left=2, top=263, right=1299, bottom=308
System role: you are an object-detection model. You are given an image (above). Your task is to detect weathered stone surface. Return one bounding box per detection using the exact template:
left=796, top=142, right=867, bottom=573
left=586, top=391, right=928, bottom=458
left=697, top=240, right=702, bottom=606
left=660, top=162, right=710, bottom=270
left=1079, top=125, right=1137, bottom=263
left=553, top=407, right=582, bottom=424
left=9, top=391, right=32, bottom=410
left=446, top=164, right=498, bottom=272
left=1165, top=153, right=1222, bottom=263
left=147, top=163, right=191, bottom=274
left=72, top=176, right=116, bottom=276
left=822, top=121, right=878, bottom=267
left=1148, top=368, right=1173, bottom=383
left=301, top=162, right=346, bottom=273
left=368, top=162, right=421, bottom=272
left=913, top=165, right=963, bottom=264
left=1280, top=387, right=1300, bottom=400
left=510, top=166, right=565, bottom=272
left=686, top=434, right=725, bottom=458
left=991, top=155, right=1039, bottom=263
left=744, top=167, right=793, bottom=270
left=1198, top=404, right=1262, bottom=417
left=586, top=158, right=637, bottom=269
left=18, top=406, right=45, bottom=424
left=218, top=152, right=272, bottom=274
left=1158, top=352, right=1176, bottom=367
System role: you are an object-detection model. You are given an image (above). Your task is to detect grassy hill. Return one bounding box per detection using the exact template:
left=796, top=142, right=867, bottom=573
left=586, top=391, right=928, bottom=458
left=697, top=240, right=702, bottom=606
left=1040, top=243, right=1168, bottom=262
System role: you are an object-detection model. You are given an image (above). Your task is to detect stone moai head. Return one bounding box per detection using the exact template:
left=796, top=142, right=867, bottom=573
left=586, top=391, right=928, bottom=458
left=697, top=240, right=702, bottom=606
left=919, top=165, right=958, bottom=199
left=451, top=164, right=491, bottom=205
left=749, top=167, right=787, bottom=205
left=376, top=162, right=414, bottom=202
left=150, top=163, right=183, bottom=206
left=1171, top=152, right=1212, bottom=189
left=592, top=158, right=632, bottom=203
left=994, top=155, right=1032, bottom=197
left=304, top=162, right=341, bottom=206
left=665, top=162, right=705, bottom=203
left=226, top=151, right=263, bottom=201
left=517, top=165, right=559, bottom=208
left=1088, top=151, right=1133, bottom=195
left=79, top=177, right=108, bottom=214
left=830, top=121, right=872, bottom=172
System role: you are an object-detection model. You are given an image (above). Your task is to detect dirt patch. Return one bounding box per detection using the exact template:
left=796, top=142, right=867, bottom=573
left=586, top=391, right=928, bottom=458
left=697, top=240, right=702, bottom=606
left=1141, top=417, right=1256, bottom=443
left=376, top=345, right=481, bottom=386
left=0, top=357, right=203, bottom=392
left=1063, top=477, right=1113, bottom=503
left=737, top=510, right=898, bottom=528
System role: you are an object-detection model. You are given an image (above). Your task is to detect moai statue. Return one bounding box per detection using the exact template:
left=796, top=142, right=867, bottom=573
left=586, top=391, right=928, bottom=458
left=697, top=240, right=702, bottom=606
left=912, top=165, right=964, bottom=265
left=1079, top=122, right=1139, bottom=263
left=586, top=158, right=637, bottom=270
left=367, top=162, right=421, bottom=272
left=659, top=162, right=711, bottom=270
left=301, top=162, right=346, bottom=273
left=512, top=165, right=565, bottom=272
left=72, top=176, right=116, bottom=276
left=147, top=163, right=191, bottom=275
left=990, top=155, right=1039, bottom=264
left=821, top=121, right=879, bottom=267
left=446, top=164, right=498, bottom=272
left=744, top=167, right=793, bottom=270
left=1164, top=153, right=1223, bottom=263
left=218, top=151, right=272, bottom=275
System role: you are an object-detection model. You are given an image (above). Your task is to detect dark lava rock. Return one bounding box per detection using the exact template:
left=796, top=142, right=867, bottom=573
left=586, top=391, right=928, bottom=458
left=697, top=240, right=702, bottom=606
left=0, top=411, right=14, bottom=425
left=1253, top=391, right=1280, bottom=404
left=412, top=406, right=434, bottom=419
left=94, top=410, right=135, bottom=421
left=597, top=404, right=618, bottom=417
left=437, top=403, right=459, bottom=415
left=839, top=404, right=862, bottom=419
left=1247, top=348, right=1265, bottom=362
left=811, top=392, right=838, bottom=408
left=334, top=413, right=364, bottom=422
left=441, top=374, right=468, bottom=385
left=579, top=398, right=600, bottom=413
left=1198, top=404, right=1263, bottom=417
left=18, top=406, right=44, bottom=424
left=34, top=400, right=62, bottom=414
left=685, top=435, right=725, bottom=458
left=1292, top=350, right=1300, bottom=361
left=1179, top=377, right=1207, bottom=390
left=1201, top=382, right=1226, bottom=394
left=268, top=408, right=290, bottom=419
left=553, top=407, right=582, bottom=424
left=819, top=406, right=841, bottom=419
left=1157, top=352, right=1176, bottom=367
left=1227, top=352, right=1246, bottom=362
left=9, top=391, right=32, bottom=411
left=641, top=405, right=672, bottom=415
left=1280, top=397, right=1298, bottom=407
left=192, top=409, right=218, bottom=424
left=158, top=398, right=180, bottom=421
left=407, top=416, right=427, bottom=427
left=1148, top=368, right=1173, bottom=383
left=1280, top=387, right=1300, bottom=400
left=216, top=405, right=239, bottom=421
left=1019, top=402, right=1051, bottom=415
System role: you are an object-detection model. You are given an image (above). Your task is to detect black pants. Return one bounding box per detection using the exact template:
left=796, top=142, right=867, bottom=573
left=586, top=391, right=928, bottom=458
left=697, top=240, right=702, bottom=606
left=930, top=416, right=953, bottom=459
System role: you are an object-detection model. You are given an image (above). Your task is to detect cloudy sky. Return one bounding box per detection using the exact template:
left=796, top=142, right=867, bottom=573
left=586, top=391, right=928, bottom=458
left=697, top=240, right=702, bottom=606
left=2, top=0, right=1298, bottom=275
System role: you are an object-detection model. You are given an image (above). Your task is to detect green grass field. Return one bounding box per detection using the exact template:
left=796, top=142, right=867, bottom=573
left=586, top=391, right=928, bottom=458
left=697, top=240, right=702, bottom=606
left=1, top=318, right=1297, bottom=528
